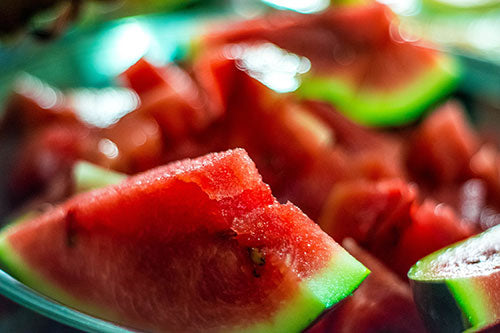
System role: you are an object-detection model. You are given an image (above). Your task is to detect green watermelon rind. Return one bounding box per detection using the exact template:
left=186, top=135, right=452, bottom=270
left=421, top=0, right=500, bottom=14
left=0, top=228, right=369, bottom=333
left=235, top=248, right=369, bottom=332
left=408, top=225, right=500, bottom=332
left=298, top=53, right=460, bottom=127
left=73, top=161, right=127, bottom=194
left=445, top=278, right=491, bottom=329
left=0, top=235, right=120, bottom=324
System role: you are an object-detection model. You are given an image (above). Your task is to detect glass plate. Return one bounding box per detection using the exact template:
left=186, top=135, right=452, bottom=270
left=0, top=270, right=133, bottom=332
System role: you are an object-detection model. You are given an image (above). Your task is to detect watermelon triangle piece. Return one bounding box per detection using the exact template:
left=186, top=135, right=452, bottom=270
left=0, top=149, right=369, bottom=332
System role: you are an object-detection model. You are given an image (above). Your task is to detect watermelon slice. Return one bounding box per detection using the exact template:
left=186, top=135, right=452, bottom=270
left=197, top=3, right=460, bottom=126
left=409, top=224, right=500, bottom=333
left=0, top=149, right=369, bottom=332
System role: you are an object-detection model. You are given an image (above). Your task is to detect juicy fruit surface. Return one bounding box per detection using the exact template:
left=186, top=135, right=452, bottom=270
left=0, top=149, right=368, bottom=332
left=410, top=224, right=500, bottom=280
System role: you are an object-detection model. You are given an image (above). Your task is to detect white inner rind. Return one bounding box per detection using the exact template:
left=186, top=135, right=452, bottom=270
left=410, top=225, right=500, bottom=280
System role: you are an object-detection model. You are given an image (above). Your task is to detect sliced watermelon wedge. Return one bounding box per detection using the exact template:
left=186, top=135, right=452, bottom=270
left=197, top=3, right=460, bottom=126
left=409, top=224, right=500, bottom=333
left=0, top=149, right=369, bottom=332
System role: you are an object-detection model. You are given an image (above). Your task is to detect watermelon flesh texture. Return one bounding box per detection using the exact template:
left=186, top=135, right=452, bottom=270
left=120, top=58, right=218, bottom=140
left=0, top=149, right=369, bottom=332
left=407, top=102, right=500, bottom=231
left=409, top=224, right=500, bottom=333
left=407, top=101, right=480, bottom=186
left=198, top=3, right=459, bottom=126
left=318, top=178, right=474, bottom=278
left=309, top=238, right=426, bottom=333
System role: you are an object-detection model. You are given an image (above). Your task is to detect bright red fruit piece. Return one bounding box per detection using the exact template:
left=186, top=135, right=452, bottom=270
left=0, top=149, right=369, bottom=332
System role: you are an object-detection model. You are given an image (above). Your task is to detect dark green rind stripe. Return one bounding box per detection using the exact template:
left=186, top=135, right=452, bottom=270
left=410, top=279, right=469, bottom=333
left=409, top=225, right=500, bottom=333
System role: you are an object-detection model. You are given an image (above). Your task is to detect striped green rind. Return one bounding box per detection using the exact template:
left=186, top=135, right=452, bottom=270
left=298, top=53, right=460, bottom=127
left=235, top=248, right=370, bottom=332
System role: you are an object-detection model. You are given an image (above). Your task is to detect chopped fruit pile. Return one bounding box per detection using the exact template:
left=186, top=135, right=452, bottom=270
left=0, top=2, right=499, bottom=332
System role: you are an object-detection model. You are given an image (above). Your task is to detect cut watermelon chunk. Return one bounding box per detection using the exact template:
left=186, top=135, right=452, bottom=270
left=318, top=179, right=416, bottom=247
left=390, top=200, right=475, bottom=277
left=121, top=58, right=218, bottom=140
left=409, top=224, right=500, bottom=333
left=408, top=101, right=480, bottom=185
left=99, top=112, right=163, bottom=173
left=317, top=177, right=475, bottom=278
left=0, top=149, right=369, bottom=332
left=197, top=3, right=460, bottom=126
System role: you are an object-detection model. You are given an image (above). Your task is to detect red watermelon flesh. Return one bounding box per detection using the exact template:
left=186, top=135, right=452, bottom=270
left=318, top=179, right=416, bottom=249
left=309, top=238, right=426, bottom=333
left=7, top=123, right=101, bottom=205
left=198, top=4, right=389, bottom=81
left=389, top=200, right=474, bottom=277
left=191, top=50, right=407, bottom=219
left=304, top=100, right=407, bottom=180
left=471, top=144, right=500, bottom=211
left=216, top=63, right=335, bottom=197
left=119, top=58, right=168, bottom=97
left=121, top=58, right=217, bottom=140
left=0, top=149, right=369, bottom=332
left=192, top=49, right=238, bottom=116
left=99, top=112, right=163, bottom=173
left=407, top=102, right=480, bottom=185
left=1, top=74, right=79, bottom=135
left=317, top=177, right=476, bottom=278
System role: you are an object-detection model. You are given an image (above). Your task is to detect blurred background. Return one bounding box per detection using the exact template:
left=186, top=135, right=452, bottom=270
left=0, top=0, right=500, bottom=331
